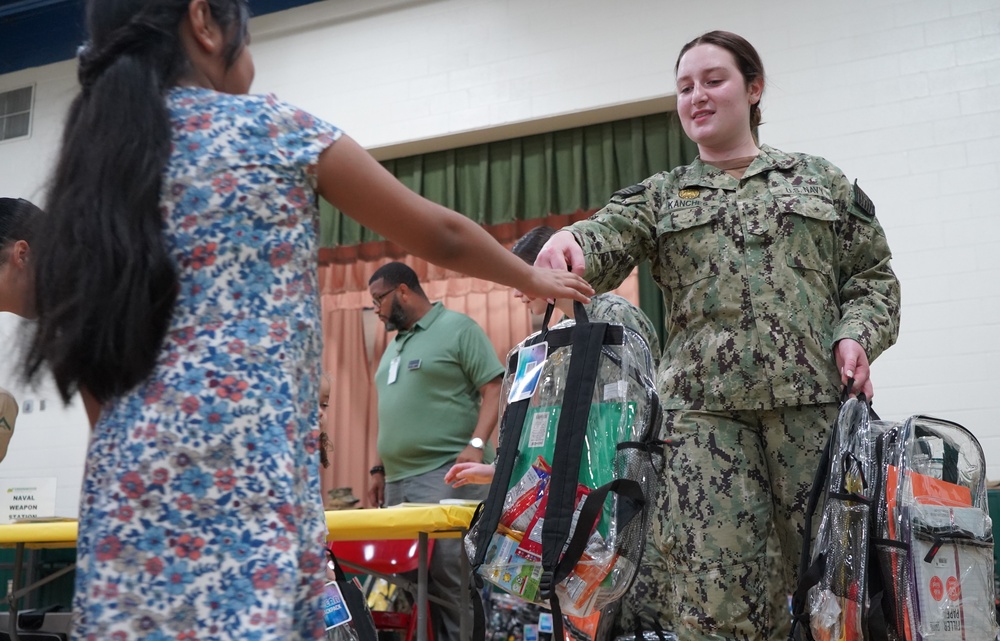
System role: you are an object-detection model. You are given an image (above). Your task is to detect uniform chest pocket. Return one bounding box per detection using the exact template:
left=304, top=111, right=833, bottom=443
left=656, top=206, right=722, bottom=289
left=773, top=193, right=839, bottom=277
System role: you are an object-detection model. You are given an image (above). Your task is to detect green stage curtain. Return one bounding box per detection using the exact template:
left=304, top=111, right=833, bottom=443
left=319, top=110, right=698, bottom=345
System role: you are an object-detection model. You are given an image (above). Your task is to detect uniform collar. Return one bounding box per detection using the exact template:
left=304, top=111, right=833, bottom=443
left=678, top=144, right=798, bottom=189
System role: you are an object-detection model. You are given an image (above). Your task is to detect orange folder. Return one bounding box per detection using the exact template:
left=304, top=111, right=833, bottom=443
left=884, top=465, right=972, bottom=640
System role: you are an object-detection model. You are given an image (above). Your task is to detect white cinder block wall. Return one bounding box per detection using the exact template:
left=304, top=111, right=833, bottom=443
left=0, top=0, right=998, bottom=514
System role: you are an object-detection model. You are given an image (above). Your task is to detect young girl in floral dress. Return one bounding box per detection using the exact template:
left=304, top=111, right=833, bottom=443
left=23, top=1, right=590, bottom=639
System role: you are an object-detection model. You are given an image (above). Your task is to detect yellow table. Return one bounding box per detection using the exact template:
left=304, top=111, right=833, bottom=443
left=0, top=504, right=477, bottom=549
left=0, top=504, right=478, bottom=641
left=0, top=519, right=78, bottom=549
left=324, top=503, right=475, bottom=541
left=326, top=504, right=478, bottom=641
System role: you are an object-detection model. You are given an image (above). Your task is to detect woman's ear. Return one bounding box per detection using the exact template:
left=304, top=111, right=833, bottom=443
left=748, top=75, right=764, bottom=106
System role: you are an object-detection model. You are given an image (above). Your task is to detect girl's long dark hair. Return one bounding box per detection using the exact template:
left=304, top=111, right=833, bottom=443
left=24, top=0, right=249, bottom=403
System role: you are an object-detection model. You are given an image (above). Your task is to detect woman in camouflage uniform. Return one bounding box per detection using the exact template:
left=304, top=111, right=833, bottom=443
left=536, top=31, right=901, bottom=641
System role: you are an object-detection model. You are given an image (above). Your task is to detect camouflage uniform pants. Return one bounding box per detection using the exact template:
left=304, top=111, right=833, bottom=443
left=618, top=403, right=839, bottom=641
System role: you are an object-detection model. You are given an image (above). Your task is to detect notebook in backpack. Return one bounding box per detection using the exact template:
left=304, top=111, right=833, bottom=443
left=466, top=302, right=662, bottom=639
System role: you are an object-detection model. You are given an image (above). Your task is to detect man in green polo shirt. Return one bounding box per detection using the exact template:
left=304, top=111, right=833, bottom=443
left=367, top=261, right=503, bottom=641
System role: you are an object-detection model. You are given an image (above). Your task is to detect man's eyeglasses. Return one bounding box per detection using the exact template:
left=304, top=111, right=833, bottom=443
left=371, top=285, right=399, bottom=309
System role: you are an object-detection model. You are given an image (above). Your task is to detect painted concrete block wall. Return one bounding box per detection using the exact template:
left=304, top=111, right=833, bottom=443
left=0, top=318, right=89, bottom=518
left=0, top=0, right=997, bottom=514
left=0, top=62, right=104, bottom=518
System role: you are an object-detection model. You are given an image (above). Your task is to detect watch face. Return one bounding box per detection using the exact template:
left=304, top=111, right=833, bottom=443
left=469, top=437, right=484, bottom=449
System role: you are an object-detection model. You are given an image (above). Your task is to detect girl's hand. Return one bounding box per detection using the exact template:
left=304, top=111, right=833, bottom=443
left=444, top=462, right=495, bottom=487
left=519, top=267, right=592, bottom=305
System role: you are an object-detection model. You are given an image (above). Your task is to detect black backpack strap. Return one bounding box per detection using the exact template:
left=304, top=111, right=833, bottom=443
left=554, top=478, right=645, bottom=585
left=470, top=397, right=530, bottom=569
left=549, top=479, right=648, bottom=641
left=540, top=301, right=607, bottom=641
left=465, top=499, right=488, bottom=640
left=540, top=301, right=606, bottom=580
left=469, top=579, right=486, bottom=641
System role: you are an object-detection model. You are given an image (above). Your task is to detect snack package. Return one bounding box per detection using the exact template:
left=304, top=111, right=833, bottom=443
left=516, top=484, right=591, bottom=562
left=499, top=457, right=551, bottom=532
left=555, top=547, right=615, bottom=615
left=482, top=533, right=544, bottom=601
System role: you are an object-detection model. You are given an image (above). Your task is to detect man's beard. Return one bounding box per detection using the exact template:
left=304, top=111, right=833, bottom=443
left=383, top=298, right=409, bottom=332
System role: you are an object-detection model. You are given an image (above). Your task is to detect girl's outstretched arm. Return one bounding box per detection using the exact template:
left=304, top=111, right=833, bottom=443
left=316, top=136, right=592, bottom=303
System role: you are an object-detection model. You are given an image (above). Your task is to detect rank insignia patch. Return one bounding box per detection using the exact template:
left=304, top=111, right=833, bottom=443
left=612, top=184, right=646, bottom=198
left=851, top=180, right=875, bottom=220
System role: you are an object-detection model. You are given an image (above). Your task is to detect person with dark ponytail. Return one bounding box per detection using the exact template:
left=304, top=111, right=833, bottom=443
left=0, top=197, right=40, bottom=318
left=23, top=1, right=591, bottom=638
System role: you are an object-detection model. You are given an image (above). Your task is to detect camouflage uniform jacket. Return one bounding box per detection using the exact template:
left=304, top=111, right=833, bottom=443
left=568, top=145, right=901, bottom=411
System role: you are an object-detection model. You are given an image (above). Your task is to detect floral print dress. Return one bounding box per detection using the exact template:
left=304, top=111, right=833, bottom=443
left=72, top=87, right=342, bottom=641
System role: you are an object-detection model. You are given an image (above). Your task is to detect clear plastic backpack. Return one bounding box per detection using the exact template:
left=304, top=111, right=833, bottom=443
left=792, top=397, right=998, bottom=641
left=466, top=303, right=662, bottom=641
left=875, top=415, right=998, bottom=641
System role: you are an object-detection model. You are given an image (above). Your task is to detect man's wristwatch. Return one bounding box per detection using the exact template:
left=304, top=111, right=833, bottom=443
left=468, top=437, right=485, bottom=450
left=369, top=465, right=385, bottom=476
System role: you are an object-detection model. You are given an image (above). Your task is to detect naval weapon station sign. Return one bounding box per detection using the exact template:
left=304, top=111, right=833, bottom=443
left=0, top=477, right=57, bottom=524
